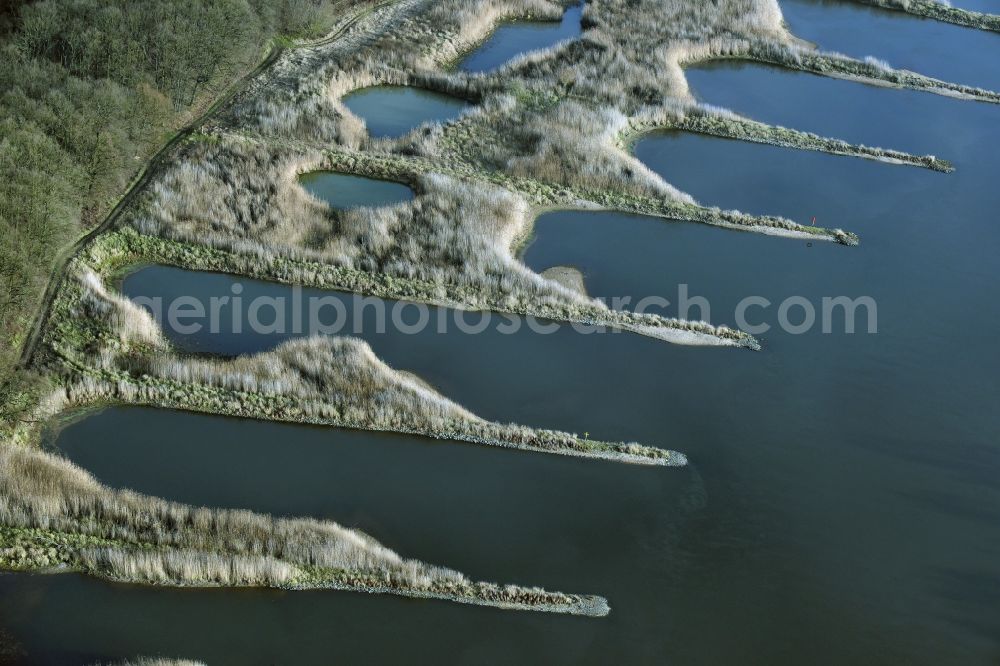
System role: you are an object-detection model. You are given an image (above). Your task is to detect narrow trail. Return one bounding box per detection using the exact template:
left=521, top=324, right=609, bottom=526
left=17, top=0, right=404, bottom=372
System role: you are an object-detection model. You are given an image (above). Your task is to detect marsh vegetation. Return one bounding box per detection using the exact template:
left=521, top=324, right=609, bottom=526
left=0, top=438, right=606, bottom=615
left=4, top=0, right=1000, bottom=640
left=0, top=0, right=365, bottom=383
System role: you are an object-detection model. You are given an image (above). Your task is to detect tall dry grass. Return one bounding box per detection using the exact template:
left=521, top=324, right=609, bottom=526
left=0, top=421, right=599, bottom=610
left=134, top=0, right=991, bottom=301
left=129, top=0, right=918, bottom=327
left=0, top=439, right=462, bottom=585
left=45, top=267, right=685, bottom=464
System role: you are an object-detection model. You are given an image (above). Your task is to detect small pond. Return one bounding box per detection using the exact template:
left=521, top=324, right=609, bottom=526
left=297, top=172, right=413, bottom=210
left=342, top=86, right=468, bottom=138
left=458, top=2, right=583, bottom=73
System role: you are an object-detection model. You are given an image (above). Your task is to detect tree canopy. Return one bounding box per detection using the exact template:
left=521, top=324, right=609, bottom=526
left=0, top=0, right=350, bottom=376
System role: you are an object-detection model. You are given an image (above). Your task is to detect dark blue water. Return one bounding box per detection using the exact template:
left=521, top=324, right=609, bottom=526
left=781, top=0, right=1000, bottom=91
left=49, top=406, right=692, bottom=578
left=342, top=86, right=469, bottom=138
left=458, top=2, right=583, bottom=73
left=514, top=15, right=997, bottom=666
left=3, top=3, right=1000, bottom=665
left=298, top=172, right=413, bottom=209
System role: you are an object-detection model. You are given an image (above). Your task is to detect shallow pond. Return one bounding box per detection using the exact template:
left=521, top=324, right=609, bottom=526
left=3, top=4, right=1000, bottom=666
left=342, top=86, right=468, bottom=139
left=959, top=0, right=999, bottom=12
left=949, top=0, right=997, bottom=12
left=297, top=172, right=413, bottom=210
left=458, top=2, right=583, bottom=73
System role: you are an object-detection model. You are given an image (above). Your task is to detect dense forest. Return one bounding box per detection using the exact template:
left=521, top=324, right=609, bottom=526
left=0, top=0, right=351, bottom=385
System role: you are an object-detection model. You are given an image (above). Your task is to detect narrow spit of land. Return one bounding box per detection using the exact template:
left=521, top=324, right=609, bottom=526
left=851, top=0, right=1000, bottom=33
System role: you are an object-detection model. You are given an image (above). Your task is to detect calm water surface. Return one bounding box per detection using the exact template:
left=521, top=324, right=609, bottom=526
left=781, top=0, right=1000, bottom=91
left=458, top=2, right=583, bottom=73
left=2, top=5, right=1000, bottom=665
left=951, top=0, right=998, bottom=12
left=297, top=172, right=413, bottom=210
left=342, top=86, right=468, bottom=138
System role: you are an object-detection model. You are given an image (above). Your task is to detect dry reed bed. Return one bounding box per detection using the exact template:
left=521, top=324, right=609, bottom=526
left=0, top=442, right=606, bottom=615
left=123, top=220, right=760, bottom=345
left=9, top=0, right=994, bottom=613
left=122, top=141, right=763, bottom=345
left=0, top=260, right=635, bottom=613
left=121, top=0, right=1000, bottom=349
left=565, top=1, right=1000, bottom=104
left=122, top=0, right=896, bottom=352
left=42, top=264, right=686, bottom=466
